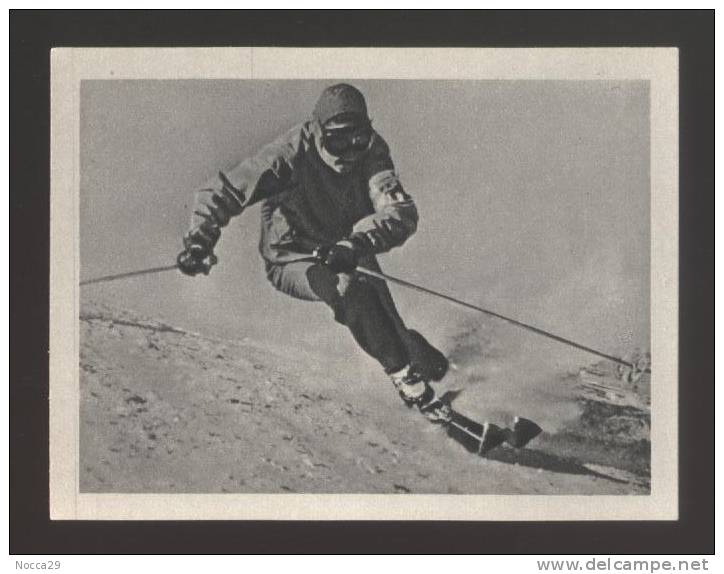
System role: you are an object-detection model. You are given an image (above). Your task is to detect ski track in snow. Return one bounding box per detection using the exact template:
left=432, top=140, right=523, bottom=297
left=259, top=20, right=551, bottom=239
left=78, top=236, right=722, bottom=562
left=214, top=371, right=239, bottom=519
left=79, top=300, right=649, bottom=495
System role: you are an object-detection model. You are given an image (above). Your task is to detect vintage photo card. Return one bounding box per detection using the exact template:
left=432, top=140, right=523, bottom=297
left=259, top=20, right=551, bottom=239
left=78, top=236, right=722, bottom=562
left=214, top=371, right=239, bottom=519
left=49, top=47, right=677, bottom=520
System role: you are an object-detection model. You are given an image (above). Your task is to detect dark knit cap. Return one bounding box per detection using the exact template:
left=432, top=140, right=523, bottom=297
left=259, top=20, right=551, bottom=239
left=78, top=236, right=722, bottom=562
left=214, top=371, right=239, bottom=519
left=312, top=83, right=369, bottom=126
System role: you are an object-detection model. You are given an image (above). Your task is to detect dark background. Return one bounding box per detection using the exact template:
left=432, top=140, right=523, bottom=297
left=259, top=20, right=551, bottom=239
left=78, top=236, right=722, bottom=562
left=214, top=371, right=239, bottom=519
left=10, top=9, right=714, bottom=554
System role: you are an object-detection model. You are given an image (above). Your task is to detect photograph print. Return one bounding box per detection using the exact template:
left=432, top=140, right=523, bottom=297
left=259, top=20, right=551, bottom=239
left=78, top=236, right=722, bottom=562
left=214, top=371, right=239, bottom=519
left=49, top=48, right=678, bottom=520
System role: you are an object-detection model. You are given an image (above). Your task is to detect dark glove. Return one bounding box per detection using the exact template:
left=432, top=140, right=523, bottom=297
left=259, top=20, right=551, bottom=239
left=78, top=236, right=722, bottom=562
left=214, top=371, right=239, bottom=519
left=177, top=250, right=218, bottom=276
left=315, top=241, right=359, bottom=274
left=177, top=226, right=220, bottom=276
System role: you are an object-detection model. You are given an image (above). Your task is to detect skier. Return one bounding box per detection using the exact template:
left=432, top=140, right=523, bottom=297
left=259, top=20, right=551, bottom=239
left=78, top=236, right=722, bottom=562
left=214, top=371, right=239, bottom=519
left=176, top=83, right=453, bottom=423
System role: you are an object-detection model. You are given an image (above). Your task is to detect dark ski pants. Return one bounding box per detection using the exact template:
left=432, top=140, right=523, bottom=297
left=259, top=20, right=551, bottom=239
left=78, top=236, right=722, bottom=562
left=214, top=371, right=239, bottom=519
left=266, top=260, right=410, bottom=373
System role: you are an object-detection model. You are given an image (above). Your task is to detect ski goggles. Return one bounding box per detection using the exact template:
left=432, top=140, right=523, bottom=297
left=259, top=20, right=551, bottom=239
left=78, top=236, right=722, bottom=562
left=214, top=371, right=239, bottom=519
left=320, top=124, right=373, bottom=156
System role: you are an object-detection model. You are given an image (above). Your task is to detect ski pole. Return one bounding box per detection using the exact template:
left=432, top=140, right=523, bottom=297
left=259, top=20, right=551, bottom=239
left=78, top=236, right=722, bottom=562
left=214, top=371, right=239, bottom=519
left=271, top=243, right=650, bottom=373
left=354, top=264, right=650, bottom=374
left=80, top=250, right=649, bottom=374
left=80, top=264, right=178, bottom=286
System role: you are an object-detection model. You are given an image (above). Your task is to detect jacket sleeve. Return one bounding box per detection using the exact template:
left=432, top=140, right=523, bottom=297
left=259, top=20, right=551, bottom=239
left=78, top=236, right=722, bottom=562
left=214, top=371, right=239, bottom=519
left=349, top=135, right=419, bottom=254
left=187, top=126, right=304, bottom=244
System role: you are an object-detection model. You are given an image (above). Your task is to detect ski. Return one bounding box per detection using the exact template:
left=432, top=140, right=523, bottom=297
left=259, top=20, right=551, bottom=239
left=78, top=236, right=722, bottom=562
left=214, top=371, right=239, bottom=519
left=442, top=409, right=542, bottom=456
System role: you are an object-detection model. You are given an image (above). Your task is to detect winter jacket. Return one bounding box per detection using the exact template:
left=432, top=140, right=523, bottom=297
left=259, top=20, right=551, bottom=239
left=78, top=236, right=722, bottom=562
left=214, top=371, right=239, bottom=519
left=189, top=121, right=418, bottom=264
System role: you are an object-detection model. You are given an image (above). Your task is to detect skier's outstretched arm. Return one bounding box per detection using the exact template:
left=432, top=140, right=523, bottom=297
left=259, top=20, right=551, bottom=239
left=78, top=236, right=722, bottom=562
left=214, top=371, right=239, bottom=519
left=177, top=128, right=302, bottom=275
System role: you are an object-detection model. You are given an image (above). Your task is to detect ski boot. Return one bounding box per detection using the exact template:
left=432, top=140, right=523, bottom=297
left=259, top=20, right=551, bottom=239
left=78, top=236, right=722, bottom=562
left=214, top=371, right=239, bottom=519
left=390, top=365, right=452, bottom=424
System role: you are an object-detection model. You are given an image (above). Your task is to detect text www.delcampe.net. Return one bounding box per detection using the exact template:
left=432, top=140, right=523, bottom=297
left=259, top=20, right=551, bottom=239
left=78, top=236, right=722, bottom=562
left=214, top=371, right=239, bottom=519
left=537, top=559, right=710, bottom=573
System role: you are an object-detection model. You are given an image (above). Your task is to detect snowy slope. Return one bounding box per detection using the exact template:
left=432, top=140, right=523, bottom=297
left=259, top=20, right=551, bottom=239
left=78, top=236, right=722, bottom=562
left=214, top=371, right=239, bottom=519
left=79, top=301, right=649, bottom=495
